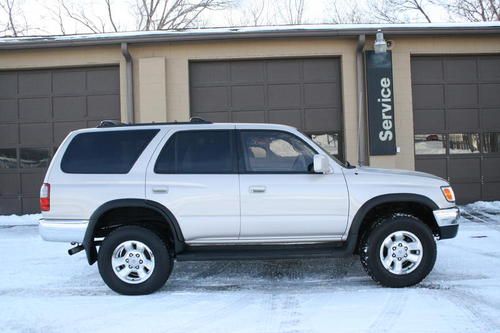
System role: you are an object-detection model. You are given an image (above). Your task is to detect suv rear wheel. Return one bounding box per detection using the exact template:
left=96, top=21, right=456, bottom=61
left=360, top=215, right=437, bottom=287
left=98, top=226, right=173, bottom=295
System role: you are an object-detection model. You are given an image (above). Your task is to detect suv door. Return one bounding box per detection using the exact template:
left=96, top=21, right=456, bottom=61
left=237, top=129, right=348, bottom=242
left=146, top=128, right=240, bottom=243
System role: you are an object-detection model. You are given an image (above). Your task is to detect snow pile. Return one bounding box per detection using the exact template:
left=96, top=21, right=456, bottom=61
left=460, top=201, right=500, bottom=223
left=0, top=214, right=41, bottom=226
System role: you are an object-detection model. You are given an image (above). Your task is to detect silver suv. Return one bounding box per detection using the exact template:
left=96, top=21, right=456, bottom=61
left=39, top=119, right=459, bottom=295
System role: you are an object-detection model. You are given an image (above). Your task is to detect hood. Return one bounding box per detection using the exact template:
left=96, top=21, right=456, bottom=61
left=356, top=166, right=446, bottom=182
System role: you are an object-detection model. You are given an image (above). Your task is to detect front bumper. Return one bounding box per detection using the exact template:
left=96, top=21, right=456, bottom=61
left=39, top=219, right=88, bottom=243
left=433, top=207, right=460, bottom=239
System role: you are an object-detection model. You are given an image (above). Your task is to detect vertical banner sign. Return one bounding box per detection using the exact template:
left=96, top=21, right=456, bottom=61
left=365, top=50, right=397, bottom=155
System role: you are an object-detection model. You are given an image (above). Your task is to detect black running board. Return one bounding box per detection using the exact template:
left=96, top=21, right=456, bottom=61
left=175, top=242, right=352, bottom=261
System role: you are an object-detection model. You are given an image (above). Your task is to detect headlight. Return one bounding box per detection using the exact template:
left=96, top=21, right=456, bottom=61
left=441, top=186, right=455, bottom=202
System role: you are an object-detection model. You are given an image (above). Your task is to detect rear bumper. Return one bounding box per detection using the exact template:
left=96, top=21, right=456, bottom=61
left=39, top=219, right=88, bottom=243
left=433, top=207, right=460, bottom=239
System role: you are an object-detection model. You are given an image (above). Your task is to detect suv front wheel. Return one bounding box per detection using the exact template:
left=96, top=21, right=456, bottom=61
left=360, top=215, right=437, bottom=287
left=98, top=226, right=173, bottom=295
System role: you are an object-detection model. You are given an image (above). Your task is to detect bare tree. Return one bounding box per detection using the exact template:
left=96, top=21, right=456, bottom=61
left=325, top=0, right=366, bottom=24
left=277, top=0, right=305, bottom=24
left=369, top=0, right=433, bottom=23
left=0, top=0, right=28, bottom=36
left=134, top=0, right=231, bottom=30
left=225, top=0, right=277, bottom=26
left=437, top=0, right=500, bottom=21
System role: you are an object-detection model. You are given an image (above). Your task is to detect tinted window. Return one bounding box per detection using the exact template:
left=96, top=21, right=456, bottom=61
left=20, top=148, right=50, bottom=168
left=240, top=130, right=316, bottom=173
left=415, top=134, right=446, bottom=155
left=155, top=130, right=234, bottom=174
left=449, top=133, right=480, bottom=154
left=0, top=148, right=17, bottom=169
left=61, top=130, right=159, bottom=174
left=483, top=133, right=500, bottom=153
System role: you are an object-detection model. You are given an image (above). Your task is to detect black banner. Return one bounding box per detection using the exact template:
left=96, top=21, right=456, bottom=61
left=365, top=50, right=397, bottom=155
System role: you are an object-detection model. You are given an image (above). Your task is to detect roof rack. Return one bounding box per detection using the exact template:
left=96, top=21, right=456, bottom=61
left=96, top=117, right=212, bottom=128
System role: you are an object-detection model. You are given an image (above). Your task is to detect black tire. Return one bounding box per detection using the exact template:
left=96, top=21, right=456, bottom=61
left=360, top=214, right=436, bottom=288
left=98, top=225, right=173, bottom=295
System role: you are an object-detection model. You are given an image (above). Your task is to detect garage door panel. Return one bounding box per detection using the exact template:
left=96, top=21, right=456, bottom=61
left=445, top=84, right=478, bottom=108
left=482, top=182, right=500, bottom=201
left=19, top=98, right=51, bottom=122
left=193, top=111, right=229, bottom=123
left=482, top=157, right=500, bottom=181
left=20, top=123, right=52, bottom=146
left=0, top=66, right=120, bottom=214
left=0, top=173, right=20, bottom=195
left=0, top=73, right=18, bottom=97
left=231, top=85, right=265, bottom=109
left=413, top=109, right=445, bottom=132
left=190, top=87, right=228, bottom=112
left=0, top=198, right=22, bottom=215
left=268, top=84, right=301, bottom=107
left=415, top=158, right=447, bottom=179
left=478, top=57, right=500, bottom=81
left=190, top=62, right=228, bottom=85
left=0, top=124, right=19, bottom=145
left=87, top=68, right=120, bottom=94
left=304, top=83, right=340, bottom=107
left=267, top=60, right=301, bottom=82
left=303, top=59, right=339, bottom=82
left=412, top=85, right=444, bottom=109
left=269, top=110, right=302, bottom=128
left=446, top=108, right=479, bottom=131
left=304, top=108, right=341, bottom=132
left=448, top=158, right=481, bottom=182
left=87, top=95, right=120, bottom=119
left=54, top=121, right=86, bottom=145
left=52, top=71, right=86, bottom=95
left=18, top=72, right=51, bottom=96
left=0, top=99, right=18, bottom=122
left=453, top=183, right=482, bottom=204
left=230, top=61, right=264, bottom=83
left=411, top=57, right=443, bottom=83
left=479, top=84, right=500, bottom=106
left=232, top=110, right=266, bottom=123
left=53, top=96, right=86, bottom=120
left=444, top=58, right=477, bottom=82
left=480, top=108, right=500, bottom=130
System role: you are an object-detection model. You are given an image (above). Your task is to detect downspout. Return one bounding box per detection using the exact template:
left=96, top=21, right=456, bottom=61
left=356, top=34, right=368, bottom=166
left=121, top=42, right=135, bottom=124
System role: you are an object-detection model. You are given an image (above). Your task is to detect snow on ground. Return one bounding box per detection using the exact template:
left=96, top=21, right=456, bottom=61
left=0, top=213, right=41, bottom=226
left=0, top=204, right=500, bottom=333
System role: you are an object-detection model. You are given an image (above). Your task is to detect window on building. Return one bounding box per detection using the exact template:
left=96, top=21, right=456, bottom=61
left=449, top=133, right=480, bottom=154
left=483, top=133, right=500, bottom=153
left=0, top=148, right=18, bottom=169
left=240, top=130, right=316, bottom=173
left=155, top=130, right=234, bottom=174
left=61, top=130, right=159, bottom=174
left=20, top=148, right=50, bottom=168
left=414, top=134, right=446, bottom=155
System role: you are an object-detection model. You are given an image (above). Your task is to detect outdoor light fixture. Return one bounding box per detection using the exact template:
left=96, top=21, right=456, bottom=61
left=374, top=29, right=387, bottom=53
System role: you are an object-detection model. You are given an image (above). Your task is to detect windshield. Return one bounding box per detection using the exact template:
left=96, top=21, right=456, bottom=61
left=298, top=130, right=351, bottom=168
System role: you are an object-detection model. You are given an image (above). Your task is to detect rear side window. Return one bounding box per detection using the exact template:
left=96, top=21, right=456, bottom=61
left=61, top=130, right=159, bottom=174
left=155, top=130, right=234, bottom=174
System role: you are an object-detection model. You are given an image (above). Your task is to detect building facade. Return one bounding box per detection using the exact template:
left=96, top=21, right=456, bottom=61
left=1, top=23, right=500, bottom=214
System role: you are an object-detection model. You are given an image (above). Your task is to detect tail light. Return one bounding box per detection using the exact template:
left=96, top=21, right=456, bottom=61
left=40, top=183, right=50, bottom=211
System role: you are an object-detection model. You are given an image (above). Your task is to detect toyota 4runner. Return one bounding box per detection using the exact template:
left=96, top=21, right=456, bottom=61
left=39, top=119, right=459, bottom=295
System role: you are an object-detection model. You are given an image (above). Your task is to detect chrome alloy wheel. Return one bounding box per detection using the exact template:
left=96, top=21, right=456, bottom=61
left=379, top=231, right=423, bottom=275
left=111, top=240, right=155, bottom=284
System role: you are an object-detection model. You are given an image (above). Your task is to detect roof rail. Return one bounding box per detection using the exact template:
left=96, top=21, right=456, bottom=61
left=97, top=120, right=126, bottom=128
left=96, top=117, right=212, bottom=128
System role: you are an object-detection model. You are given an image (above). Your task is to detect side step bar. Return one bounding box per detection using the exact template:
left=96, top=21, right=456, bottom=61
left=175, top=242, right=351, bottom=261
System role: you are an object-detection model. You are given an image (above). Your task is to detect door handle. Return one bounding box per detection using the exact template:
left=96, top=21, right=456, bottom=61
left=249, top=186, right=266, bottom=193
left=152, top=187, right=169, bottom=194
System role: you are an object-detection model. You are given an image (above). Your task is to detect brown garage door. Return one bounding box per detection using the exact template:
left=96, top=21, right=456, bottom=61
left=189, top=58, right=343, bottom=159
left=0, top=66, right=120, bottom=214
left=412, top=55, right=500, bottom=204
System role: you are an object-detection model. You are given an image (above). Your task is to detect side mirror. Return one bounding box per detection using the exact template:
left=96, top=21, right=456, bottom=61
left=313, top=154, right=331, bottom=174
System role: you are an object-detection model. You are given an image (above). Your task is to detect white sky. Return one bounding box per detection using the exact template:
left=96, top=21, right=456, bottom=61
left=5, top=0, right=454, bottom=36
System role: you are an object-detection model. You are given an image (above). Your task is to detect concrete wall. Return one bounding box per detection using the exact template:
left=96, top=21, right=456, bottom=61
left=1, top=35, right=500, bottom=170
